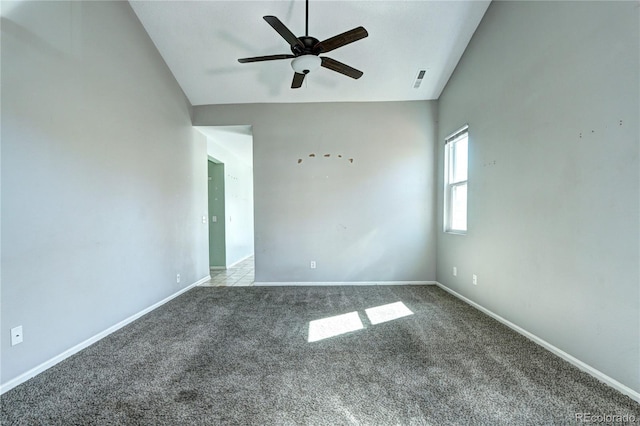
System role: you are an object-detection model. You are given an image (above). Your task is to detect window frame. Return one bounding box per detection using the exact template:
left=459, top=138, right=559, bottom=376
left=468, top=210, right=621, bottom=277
left=444, top=125, right=469, bottom=234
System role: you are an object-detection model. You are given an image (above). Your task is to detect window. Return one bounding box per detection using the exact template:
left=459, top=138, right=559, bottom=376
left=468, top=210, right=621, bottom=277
left=444, top=126, right=468, bottom=233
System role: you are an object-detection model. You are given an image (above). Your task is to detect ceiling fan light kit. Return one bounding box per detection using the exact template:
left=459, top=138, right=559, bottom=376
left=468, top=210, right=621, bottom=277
left=238, top=0, right=368, bottom=89
left=291, top=55, right=321, bottom=74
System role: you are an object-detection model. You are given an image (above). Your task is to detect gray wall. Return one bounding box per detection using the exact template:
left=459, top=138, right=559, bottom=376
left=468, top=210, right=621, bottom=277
left=1, top=1, right=209, bottom=386
left=194, top=101, right=437, bottom=283
left=436, top=1, right=639, bottom=393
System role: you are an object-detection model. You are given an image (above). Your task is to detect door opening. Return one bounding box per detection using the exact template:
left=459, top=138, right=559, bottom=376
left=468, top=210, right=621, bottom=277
left=198, top=125, right=255, bottom=271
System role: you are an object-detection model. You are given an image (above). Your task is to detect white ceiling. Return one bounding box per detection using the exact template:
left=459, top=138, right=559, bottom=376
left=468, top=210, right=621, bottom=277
left=130, top=0, right=491, bottom=106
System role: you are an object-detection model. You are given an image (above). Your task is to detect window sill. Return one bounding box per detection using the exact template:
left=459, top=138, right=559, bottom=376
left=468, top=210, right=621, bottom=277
left=445, top=230, right=467, bottom=236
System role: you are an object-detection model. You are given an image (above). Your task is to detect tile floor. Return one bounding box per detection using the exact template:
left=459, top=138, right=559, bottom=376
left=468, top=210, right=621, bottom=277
left=200, top=256, right=255, bottom=287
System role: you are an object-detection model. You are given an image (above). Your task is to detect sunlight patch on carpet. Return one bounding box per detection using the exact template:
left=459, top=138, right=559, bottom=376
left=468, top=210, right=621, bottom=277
left=365, top=301, right=413, bottom=325
left=308, top=311, right=364, bottom=342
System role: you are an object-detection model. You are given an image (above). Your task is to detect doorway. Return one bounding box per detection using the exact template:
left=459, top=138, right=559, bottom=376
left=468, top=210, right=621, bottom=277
left=197, top=125, right=255, bottom=271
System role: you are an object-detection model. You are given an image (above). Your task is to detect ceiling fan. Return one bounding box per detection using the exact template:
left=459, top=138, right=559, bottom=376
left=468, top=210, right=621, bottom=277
left=237, top=0, right=368, bottom=89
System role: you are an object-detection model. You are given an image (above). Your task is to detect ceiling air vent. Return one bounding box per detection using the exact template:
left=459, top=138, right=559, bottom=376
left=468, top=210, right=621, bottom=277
left=413, top=69, right=427, bottom=88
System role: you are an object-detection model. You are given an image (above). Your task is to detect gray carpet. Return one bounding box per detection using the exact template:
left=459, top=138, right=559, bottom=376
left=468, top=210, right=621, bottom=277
left=1, top=286, right=638, bottom=425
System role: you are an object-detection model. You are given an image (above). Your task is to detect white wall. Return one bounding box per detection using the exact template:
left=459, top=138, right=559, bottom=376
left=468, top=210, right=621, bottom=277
left=1, top=1, right=209, bottom=388
left=194, top=101, right=437, bottom=283
left=437, top=1, right=639, bottom=395
left=200, top=128, right=255, bottom=266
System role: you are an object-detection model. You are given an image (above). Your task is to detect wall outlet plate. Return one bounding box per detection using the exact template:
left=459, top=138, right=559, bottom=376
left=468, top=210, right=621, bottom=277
left=310, top=261, right=316, bottom=269
left=453, top=266, right=457, bottom=276
left=473, top=274, right=478, bottom=285
left=176, top=274, right=181, bottom=284
left=11, top=326, right=23, bottom=346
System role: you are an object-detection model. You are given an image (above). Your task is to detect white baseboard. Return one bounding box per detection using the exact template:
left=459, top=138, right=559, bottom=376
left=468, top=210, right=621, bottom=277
left=435, top=282, right=640, bottom=403
left=0, top=275, right=211, bottom=395
left=255, top=281, right=437, bottom=286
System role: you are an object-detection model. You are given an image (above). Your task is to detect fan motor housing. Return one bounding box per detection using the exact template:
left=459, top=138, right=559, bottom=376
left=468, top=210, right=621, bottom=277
left=292, top=36, right=321, bottom=56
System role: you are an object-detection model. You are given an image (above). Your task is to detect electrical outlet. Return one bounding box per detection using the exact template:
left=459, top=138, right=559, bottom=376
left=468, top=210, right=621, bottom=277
left=473, top=274, right=478, bottom=285
left=310, top=261, right=316, bottom=269
left=202, top=216, right=207, bottom=224
left=453, top=266, right=457, bottom=276
left=176, top=274, right=181, bottom=284
left=11, top=326, right=23, bottom=346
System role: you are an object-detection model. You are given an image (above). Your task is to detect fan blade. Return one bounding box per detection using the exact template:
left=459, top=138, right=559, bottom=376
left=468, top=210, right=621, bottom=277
left=264, top=16, right=304, bottom=50
left=238, top=54, right=295, bottom=63
left=315, top=26, right=368, bottom=53
left=321, top=57, right=363, bottom=79
left=291, top=72, right=306, bottom=88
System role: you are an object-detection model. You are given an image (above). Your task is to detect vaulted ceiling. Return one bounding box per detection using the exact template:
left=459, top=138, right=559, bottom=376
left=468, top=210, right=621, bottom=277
left=130, top=1, right=491, bottom=106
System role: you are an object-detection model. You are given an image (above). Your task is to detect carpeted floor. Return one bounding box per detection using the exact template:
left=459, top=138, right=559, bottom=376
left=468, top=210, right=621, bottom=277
left=1, top=286, right=639, bottom=425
